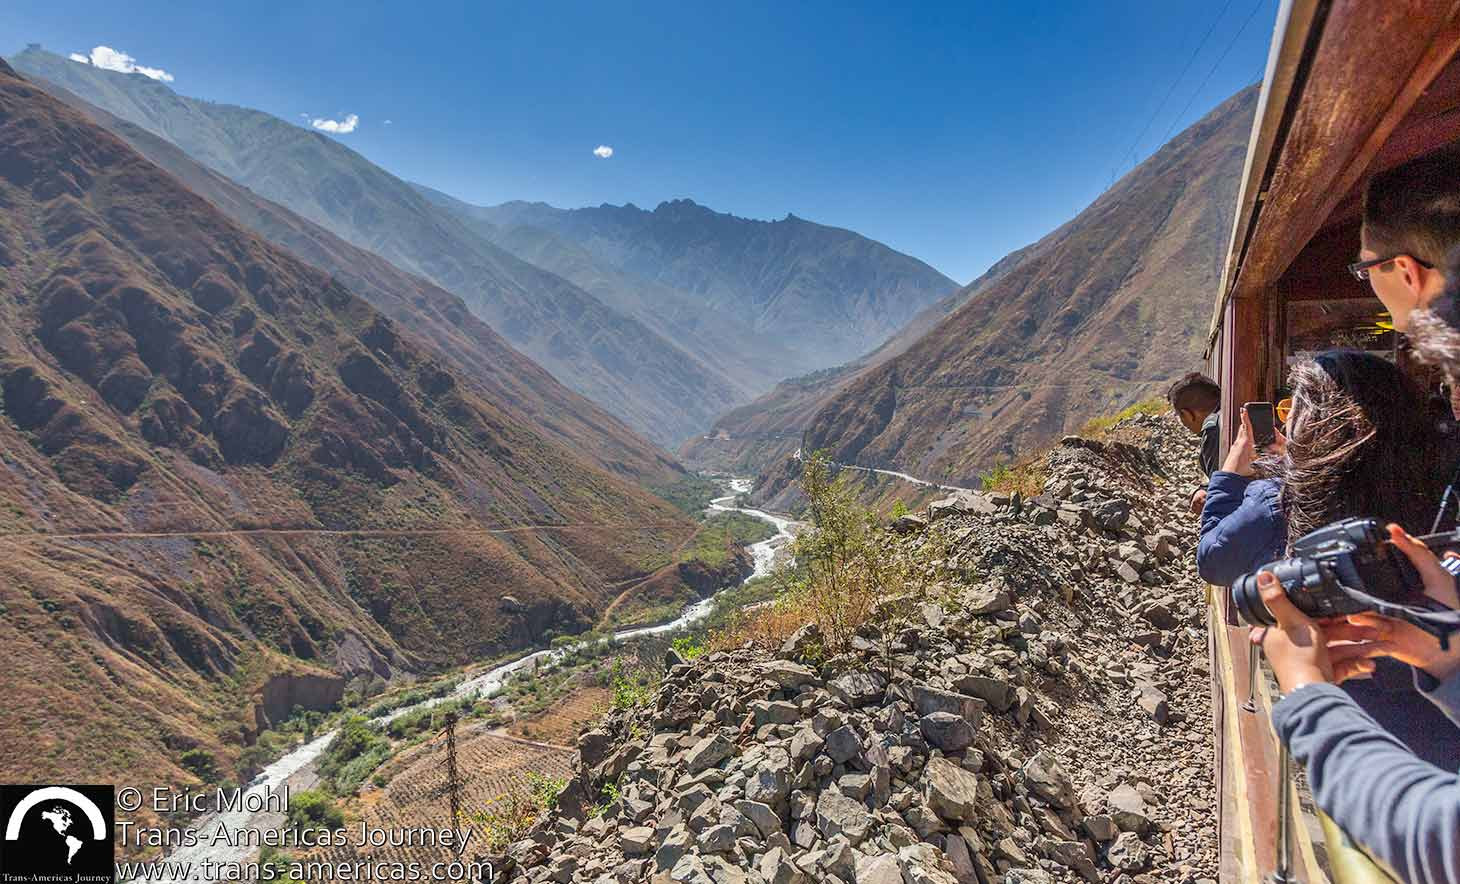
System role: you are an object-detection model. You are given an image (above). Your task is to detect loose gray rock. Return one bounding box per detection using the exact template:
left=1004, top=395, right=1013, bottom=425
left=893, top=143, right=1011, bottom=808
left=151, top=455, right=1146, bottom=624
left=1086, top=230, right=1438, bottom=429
left=954, top=675, right=1017, bottom=712
left=822, top=724, right=863, bottom=764
left=684, top=734, right=734, bottom=774
left=923, top=756, right=981, bottom=822
left=1107, top=831, right=1151, bottom=871
left=828, top=670, right=886, bottom=707
left=620, top=825, right=654, bottom=856
left=1020, top=750, right=1076, bottom=809
left=1106, top=783, right=1153, bottom=833
left=815, top=788, right=871, bottom=844
left=920, top=711, right=975, bottom=752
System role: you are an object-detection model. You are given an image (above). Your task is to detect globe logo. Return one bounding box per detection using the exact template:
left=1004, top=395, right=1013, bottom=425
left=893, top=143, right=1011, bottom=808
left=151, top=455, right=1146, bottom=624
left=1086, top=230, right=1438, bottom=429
left=0, top=785, right=114, bottom=882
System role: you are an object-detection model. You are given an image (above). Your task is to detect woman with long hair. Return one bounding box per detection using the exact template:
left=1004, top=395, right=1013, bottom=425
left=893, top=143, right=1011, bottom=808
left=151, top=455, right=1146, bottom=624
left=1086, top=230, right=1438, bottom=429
left=1280, top=349, right=1453, bottom=541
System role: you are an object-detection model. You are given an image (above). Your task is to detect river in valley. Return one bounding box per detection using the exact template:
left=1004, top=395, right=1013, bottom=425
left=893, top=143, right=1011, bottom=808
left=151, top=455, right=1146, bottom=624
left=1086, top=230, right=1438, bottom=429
left=151, top=479, right=795, bottom=881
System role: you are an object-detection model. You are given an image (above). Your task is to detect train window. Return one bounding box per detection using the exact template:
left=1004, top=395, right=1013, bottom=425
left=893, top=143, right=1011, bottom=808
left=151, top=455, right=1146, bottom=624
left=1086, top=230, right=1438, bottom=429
left=1284, top=298, right=1398, bottom=367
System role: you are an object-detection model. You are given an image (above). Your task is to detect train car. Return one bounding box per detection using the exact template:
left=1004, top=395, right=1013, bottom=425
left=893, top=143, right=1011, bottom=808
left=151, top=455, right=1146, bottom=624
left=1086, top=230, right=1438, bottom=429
left=1205, top=1, right=1460, bottom=881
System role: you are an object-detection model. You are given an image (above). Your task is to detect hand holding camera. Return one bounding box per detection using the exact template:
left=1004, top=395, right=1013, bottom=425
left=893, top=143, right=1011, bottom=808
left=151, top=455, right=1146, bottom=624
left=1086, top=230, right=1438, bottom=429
left=1250, top=523, right=1460, bottom=693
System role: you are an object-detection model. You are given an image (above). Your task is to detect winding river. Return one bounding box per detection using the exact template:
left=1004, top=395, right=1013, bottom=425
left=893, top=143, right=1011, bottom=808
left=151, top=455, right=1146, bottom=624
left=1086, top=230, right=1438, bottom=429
left=153, top=479, right=795, bottom=881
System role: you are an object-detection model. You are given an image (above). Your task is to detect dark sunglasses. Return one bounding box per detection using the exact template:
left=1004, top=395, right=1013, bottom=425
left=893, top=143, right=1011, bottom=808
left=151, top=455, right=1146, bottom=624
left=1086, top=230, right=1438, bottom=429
left=1348, top=254, right=1434, bottom=281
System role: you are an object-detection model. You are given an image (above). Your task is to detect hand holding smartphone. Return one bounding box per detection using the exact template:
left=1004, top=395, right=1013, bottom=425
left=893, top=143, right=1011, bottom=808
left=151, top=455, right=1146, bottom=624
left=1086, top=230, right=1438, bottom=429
left=1244, top=401, right=1276, bottom=448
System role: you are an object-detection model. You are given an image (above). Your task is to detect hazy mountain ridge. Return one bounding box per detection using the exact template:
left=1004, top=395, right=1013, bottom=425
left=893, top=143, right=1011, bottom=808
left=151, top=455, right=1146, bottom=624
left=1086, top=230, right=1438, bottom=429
left=443, top=195, right=961, bottom=371
left=413, top=183, right=796, bottom=397
left=0, top=59, right=694, bottom=786
left=8, top=46, right=744, bottom=447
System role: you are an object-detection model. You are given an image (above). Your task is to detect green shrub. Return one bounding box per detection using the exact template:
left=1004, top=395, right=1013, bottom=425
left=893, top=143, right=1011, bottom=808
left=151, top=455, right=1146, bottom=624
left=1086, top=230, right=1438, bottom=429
left=317, top=716, right=390, bottom=794
left=609, top=658, right=656, bottom=710
left=179, top=749, right=222, bottom=784
left=472, top=772, right=566, bottom=850
left=285, top=790, right=344, bottom=831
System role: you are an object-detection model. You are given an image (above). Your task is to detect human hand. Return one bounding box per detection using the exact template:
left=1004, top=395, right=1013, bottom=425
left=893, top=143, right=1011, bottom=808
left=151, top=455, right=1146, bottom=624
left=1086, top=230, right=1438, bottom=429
left=1269, top=425, right=1288, bottom=458
left=1189, top=488, right=1206, bottom=515
left=1320, top=524, right=1460, bottom=682
left=1222, top=409, right=1257, bottom=476
left=1249, top=571, right=1377, bottom=692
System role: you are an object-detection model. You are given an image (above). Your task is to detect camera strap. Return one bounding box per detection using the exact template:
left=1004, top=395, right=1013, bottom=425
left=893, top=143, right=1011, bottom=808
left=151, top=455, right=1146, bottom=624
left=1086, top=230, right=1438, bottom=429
left=1339, top=572, right=1460, bottom=650
left=1432, top=457, right=1460, bottom=533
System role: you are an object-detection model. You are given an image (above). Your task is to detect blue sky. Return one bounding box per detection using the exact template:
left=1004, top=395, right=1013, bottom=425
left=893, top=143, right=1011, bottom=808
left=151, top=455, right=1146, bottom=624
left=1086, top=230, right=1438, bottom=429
left=3, top=0, right=1279, bottom=284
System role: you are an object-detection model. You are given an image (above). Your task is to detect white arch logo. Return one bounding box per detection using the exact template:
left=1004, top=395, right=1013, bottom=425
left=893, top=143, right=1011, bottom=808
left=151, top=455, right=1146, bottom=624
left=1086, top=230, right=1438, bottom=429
left=4, top=787, right=108, bottom=841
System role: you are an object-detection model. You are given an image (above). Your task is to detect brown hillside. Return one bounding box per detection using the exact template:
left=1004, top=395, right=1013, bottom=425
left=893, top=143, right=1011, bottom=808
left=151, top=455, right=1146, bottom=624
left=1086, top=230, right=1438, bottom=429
left=0, top=59, right=693, bottom=787
left=779, top=86, right=1257, bottom=494
left=679, top=246, right=1034, bottom=476
left=26, top=77, right=681, bottom=487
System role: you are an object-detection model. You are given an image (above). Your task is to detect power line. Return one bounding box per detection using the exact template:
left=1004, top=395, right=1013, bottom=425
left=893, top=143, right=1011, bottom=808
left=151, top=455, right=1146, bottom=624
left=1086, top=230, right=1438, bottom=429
left=1157, top=0, right=1267, bottom=146
left=1115, top=0, right=1237, bottom=178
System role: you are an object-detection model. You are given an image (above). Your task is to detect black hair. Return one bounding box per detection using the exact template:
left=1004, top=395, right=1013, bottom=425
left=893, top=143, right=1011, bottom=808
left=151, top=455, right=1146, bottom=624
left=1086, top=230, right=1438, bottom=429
left=1280, top=349, right=1453, bottom=544
left=1362, top=147, right=1460, bottom=266
left=1166, top=371, right=1220, bottom=413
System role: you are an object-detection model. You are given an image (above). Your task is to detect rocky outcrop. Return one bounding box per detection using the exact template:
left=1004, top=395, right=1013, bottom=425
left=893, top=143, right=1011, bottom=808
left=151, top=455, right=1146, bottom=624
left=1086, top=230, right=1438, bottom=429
left=252, top=670, right=344, bottom=733
left=497, top=414, right=1217, bottom=883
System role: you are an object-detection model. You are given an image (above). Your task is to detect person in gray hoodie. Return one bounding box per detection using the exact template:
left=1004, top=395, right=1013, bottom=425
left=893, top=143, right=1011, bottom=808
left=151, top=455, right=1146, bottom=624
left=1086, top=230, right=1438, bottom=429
left=1257, top=524, right=1460, bottom=883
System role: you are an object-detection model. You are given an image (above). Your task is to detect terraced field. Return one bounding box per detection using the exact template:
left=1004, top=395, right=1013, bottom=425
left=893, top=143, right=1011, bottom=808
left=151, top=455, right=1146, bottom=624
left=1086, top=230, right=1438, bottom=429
left=310, top=727, right=573, bottom=870
left=507, top=686, right=610, bottom=746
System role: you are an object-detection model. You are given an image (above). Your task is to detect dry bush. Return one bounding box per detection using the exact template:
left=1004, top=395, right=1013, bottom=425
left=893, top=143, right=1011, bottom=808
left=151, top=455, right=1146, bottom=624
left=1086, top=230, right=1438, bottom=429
left=709, top=452, right=946, bottom=658
left=980, top=457, right=1049, bottom=498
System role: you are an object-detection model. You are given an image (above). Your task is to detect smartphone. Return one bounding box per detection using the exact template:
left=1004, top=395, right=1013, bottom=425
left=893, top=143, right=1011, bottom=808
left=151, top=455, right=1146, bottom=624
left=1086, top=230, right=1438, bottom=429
left=1244, top=402, right=1276, bottom=448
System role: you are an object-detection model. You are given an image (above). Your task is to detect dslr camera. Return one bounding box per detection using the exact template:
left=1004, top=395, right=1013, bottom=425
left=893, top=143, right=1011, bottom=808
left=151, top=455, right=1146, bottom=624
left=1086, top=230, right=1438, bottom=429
left=1233, top=517, right=1460, bottom=644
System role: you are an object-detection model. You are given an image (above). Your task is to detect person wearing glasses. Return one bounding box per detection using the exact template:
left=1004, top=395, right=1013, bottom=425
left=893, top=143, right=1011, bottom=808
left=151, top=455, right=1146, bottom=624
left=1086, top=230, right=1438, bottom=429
left=1355, top=147, right=1460, bottom=333
left=1199, top=349, right=1460, bottom=769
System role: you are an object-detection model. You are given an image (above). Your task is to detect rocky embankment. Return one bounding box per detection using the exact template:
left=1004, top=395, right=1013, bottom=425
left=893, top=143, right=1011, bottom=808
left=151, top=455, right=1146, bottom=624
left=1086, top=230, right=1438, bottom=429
left=497, top=415, right=1214, bottom=883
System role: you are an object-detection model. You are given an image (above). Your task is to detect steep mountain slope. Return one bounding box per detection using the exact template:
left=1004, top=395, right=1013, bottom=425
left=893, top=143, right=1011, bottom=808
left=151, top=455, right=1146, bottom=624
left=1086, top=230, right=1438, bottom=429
left=0, top=59, right=694, bottom=786
left=27, top=77, right=681, bottom=486
left=8, top=47, right=742, bottom=447
left=446, top=196, right=961, bottom=369
left=785, top=87, right=1257, bottom=493
left=679, top=246, right=1035, bottom=475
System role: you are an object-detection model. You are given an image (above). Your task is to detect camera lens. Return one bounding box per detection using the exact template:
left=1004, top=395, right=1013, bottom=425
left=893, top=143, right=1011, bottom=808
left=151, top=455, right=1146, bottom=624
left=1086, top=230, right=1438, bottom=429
left=1231, top=571, right=1276, bottom=626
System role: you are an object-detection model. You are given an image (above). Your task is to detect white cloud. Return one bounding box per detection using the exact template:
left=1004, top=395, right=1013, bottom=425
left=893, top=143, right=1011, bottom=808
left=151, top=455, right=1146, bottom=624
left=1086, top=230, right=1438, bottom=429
left=311, top=113, right=360, bottom=134
left=593, top=144, right=614, bottom=159
left=383, top=119, right=393, bottom=125
left=71, top=45, right=174, bottom=82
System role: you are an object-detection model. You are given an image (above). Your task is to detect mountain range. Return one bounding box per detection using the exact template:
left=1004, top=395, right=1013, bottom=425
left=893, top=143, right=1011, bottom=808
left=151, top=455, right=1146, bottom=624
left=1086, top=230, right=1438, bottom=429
left=714, top=87, right=1257, bottom=503
left=0, top=57, right=695, bottom=785
left=424, top=193, right=959, bottom=376
left=9, top=47, right=958, bottom=447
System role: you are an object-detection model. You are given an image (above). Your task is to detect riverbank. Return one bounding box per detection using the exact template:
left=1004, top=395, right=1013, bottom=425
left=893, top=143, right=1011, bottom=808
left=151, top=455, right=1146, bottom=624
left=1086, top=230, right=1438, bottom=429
left=146, top=477, right=800, bottom=881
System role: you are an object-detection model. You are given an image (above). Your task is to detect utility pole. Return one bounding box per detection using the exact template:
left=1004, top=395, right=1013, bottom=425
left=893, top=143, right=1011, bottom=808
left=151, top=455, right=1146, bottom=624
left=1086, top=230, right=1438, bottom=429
left=441, top=711, right=462, bottom=848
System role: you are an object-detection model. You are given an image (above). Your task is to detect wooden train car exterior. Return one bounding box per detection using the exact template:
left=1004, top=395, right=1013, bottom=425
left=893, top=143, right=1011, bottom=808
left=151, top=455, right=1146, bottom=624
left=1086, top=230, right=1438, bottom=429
left=1205, top=1, right=1460, bottom=881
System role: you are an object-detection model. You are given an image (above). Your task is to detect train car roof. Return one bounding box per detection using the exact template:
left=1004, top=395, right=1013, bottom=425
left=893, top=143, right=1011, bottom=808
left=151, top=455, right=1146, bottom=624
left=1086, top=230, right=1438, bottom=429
left=1206, top=0, right=1460, bottom=357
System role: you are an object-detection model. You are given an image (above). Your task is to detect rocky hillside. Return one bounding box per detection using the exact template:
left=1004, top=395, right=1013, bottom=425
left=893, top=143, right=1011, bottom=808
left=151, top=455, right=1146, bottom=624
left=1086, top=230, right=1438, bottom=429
left=499, top=414, right=1215, bottom=883
left=435, top=195, right=960, bottom=377
left=8, top=46, right=745, bottom=447
left=679, top=248, right=1033, bottom=476
left=30, top=78, right=682, bottom=486
left=732, top=87, right=1255, bottom=502
left=0, top=59, right=695, bottom=787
